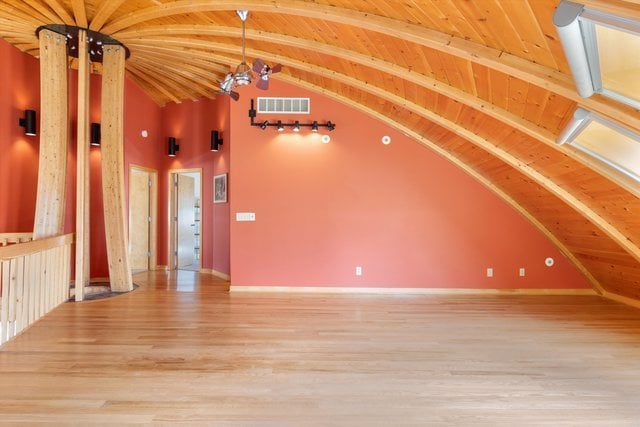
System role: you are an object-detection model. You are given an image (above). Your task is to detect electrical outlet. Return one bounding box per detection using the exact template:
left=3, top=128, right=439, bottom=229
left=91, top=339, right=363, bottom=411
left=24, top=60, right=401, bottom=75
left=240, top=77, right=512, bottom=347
left=486, top=267, right=493, bottom=278
left=519, top=267, right=525, bottom=277
left=355, top=266, right=362, bottom=276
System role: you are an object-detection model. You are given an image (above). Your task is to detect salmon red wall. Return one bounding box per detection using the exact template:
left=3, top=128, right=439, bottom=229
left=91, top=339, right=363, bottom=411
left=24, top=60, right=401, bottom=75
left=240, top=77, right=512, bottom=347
left=0, top=40, right=40, bottom=232
left=160, top=96, right=230, bottom=274
left=229, top=80, right=590, bottom=289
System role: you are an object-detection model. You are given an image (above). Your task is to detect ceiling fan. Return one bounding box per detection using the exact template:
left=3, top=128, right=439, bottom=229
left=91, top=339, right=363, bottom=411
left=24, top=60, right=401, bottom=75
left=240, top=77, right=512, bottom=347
left=233, top=10, right=252, bottom=86
left=253, top=58, right=282, bottom=90
left=216, top=10, right=283, bottom=100
left=216, top=72, right=240, bottom=101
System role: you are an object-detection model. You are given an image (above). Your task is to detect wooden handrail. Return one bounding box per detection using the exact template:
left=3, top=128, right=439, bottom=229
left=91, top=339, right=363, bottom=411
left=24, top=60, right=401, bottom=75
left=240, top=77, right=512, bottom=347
left=0, top=234, right=74, bottom=259
left=0, top=233, right=33, bottom=246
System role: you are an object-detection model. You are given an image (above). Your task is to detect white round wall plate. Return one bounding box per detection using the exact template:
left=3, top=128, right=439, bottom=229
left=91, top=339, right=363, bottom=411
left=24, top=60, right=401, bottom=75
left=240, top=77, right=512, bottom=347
left=545, top=257, right=554, bottom=267
left=382, top=135, right=391, bottom=145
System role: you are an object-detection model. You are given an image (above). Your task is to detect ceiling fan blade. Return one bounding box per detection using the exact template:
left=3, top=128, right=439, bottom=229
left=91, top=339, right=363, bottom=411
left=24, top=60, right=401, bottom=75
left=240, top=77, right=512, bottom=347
left=230, top=90, right=240, bottom=101
left=252, top=58, right=265, bottom=73
left=271, top=63, right=282, bottom=74
left=256, top=78, right=269, bottom=90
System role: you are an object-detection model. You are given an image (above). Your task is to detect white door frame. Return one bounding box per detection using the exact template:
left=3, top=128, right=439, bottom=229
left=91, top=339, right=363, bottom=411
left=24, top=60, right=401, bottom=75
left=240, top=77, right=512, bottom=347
left=168, top=168, right=203, bottom=271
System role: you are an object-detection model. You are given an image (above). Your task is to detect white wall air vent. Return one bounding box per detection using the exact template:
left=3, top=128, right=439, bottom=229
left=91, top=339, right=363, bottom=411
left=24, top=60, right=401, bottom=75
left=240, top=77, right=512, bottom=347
left=257, top=97, right=310, bottom=114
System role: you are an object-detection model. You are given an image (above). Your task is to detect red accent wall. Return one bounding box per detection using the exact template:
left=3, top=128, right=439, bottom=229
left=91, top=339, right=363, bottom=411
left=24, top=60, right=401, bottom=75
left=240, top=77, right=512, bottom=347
left=160, top=97, right=230, bottom=274
left=0, top=41, right=40, bottom=232
left=229, top=80, right=590, bottom=289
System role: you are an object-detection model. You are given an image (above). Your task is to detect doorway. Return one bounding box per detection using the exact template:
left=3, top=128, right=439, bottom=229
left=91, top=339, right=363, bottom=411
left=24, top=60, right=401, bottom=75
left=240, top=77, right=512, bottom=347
left=129, top=165, right=158, bottom=272
left=169, top=169, right=202, bottom=271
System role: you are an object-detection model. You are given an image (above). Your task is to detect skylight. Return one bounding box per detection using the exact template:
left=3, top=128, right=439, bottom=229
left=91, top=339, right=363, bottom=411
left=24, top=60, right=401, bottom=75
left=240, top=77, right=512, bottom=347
left=554, top=0, right=640, bottom=109
left=558, top=108, right=640, bottom=181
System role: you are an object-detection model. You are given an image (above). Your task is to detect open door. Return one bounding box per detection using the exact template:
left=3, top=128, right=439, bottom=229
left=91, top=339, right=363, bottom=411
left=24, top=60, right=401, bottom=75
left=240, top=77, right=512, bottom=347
left=169, top=169, right=202, bottom=271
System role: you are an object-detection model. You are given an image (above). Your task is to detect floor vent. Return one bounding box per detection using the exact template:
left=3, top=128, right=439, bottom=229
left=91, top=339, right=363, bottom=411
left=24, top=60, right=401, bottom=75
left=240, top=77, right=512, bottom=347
left=257, top=97, right=310, bottom=114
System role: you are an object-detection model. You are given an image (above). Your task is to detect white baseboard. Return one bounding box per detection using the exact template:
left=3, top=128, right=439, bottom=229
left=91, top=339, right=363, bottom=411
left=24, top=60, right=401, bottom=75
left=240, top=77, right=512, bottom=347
left=200, top=268, right=231, bottom=280
left=229, top=286, right=597, bottom=296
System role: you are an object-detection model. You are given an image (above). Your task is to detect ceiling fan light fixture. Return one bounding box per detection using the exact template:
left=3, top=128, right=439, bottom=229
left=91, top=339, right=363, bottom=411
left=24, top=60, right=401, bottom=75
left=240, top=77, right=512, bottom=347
left=234, top=62, right=252, bottom=86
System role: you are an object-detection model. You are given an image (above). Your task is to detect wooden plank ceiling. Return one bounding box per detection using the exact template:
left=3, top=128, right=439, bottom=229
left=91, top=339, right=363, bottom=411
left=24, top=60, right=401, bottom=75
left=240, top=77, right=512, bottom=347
left=1, top=0, right=640, bottom=301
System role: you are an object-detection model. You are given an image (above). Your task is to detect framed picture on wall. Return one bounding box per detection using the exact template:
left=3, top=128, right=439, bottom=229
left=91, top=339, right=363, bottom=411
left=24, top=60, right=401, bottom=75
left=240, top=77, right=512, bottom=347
left=214, top=173, right=227, bottom=203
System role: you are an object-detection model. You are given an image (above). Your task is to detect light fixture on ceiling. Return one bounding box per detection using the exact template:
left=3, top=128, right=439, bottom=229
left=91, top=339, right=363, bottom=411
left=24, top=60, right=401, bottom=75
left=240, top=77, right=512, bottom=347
left=234, top=10, right=252, bottom=86
left=19, top=109, right=36, bottom=136
left=90, top=123, right=101, bottom=146
left=210, top=130, right=223, bottom=152
left=168, top=137, right=179, bottom=157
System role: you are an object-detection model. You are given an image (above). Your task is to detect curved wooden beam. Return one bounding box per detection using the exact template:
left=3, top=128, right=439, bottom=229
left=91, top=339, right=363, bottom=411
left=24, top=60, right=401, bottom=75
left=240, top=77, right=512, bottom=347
left=126, top=33, right=640, bottom=196
left=70, top=0, right=88, bottom=28
left=41, top=0, right=75, bottom=25
left=89, top=0, right=127, bottom=31
left=103, top=0, right=640, bottom=131
left=126, top=63, right=184, bottom=105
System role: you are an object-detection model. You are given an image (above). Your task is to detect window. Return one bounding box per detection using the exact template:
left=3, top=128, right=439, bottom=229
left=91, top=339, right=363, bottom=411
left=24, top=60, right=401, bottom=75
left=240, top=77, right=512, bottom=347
left=554, top=1, right=640, bottom=108
left=558, top=108, right=640, bottom=181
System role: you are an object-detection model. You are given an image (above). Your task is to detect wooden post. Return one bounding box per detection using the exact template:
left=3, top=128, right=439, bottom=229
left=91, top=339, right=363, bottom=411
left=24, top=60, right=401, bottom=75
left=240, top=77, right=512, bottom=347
left=33, top=29, right=68, bottom=239
left=101, top=45, right=133, bottom=292
left=75, top=29, right=90, bottom=301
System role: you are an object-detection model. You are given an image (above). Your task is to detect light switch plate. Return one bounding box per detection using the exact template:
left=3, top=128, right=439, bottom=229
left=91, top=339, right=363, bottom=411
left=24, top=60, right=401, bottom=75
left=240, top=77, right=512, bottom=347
left=236, top=212, right=256, bottom=222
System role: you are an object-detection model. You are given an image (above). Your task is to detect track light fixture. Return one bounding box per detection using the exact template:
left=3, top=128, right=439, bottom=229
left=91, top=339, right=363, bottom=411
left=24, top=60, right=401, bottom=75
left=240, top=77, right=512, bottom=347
left=248, top=99, right=336, bottom=132
left=90, top=123, right=101, bottom=146
left=210, top=130, right=223, bottom=152
left=168, top=137, right=179, bottom=157
left=19, top=109, right=36, bottom=136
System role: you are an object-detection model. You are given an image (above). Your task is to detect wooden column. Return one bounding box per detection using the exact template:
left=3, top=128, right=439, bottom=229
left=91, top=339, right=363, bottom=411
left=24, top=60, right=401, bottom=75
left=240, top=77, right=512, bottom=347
left=33, top=29, right=68, bottom=239
left=74, top=29, right=90, bottom=301
left=101, top=45, right=133, bottom=292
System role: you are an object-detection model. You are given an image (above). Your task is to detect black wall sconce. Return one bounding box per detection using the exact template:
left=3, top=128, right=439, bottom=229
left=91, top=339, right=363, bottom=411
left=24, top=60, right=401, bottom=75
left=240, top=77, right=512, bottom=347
left=168, top=137, right=180, bottom=157
left=248, top=99, right=336, bottom=132
left=211, top=130, right=223, bottom=152
left=90, top=123, right=101, bottom=146
left=19, top=109, right=37, bottom=136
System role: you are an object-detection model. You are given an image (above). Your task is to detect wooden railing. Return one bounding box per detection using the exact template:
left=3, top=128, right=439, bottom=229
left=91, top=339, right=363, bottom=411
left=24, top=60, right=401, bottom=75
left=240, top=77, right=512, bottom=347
left=0, top=233, right=73, bottom=345
left=0, top=233, right=33, bottom=246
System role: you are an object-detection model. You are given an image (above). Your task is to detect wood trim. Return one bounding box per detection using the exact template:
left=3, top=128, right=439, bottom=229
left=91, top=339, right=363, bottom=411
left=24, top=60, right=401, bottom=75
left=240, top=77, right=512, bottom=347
left=74, top=28, right=90, bottom=302
left=101, top=45, right=133, bottom=293
left=200, top=269, right=230, bottom=281
left=0, top=234, right=74, bottom=260
left=602, top=291, right=640, bottom=310
left=230, top=286, right=597, bottom=296
left=33, top=28, right=68, bottom=240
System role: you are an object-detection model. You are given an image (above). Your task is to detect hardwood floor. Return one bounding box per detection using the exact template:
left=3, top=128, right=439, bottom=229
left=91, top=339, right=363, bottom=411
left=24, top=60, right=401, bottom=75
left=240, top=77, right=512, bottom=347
left=2, top=271, right=640, bottom=425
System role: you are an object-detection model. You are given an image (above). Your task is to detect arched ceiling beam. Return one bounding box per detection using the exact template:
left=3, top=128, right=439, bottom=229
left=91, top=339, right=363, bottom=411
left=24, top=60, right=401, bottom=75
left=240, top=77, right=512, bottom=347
left=124, top=33, right=640, bottom=196
left=127, top=41, right=640, bottom=266
left=129, top=59, right=207, bottom=101
left=70, top=0, right=88, bottom=28
left=126, top=63, right=183, bottom=105
left=89, top=0, right=127, bottom=31
left=103, top=0, right=640, bottom=131
left=275, top=72, right=605, bottom=294
left=40, top=0, right=75, bottom=25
